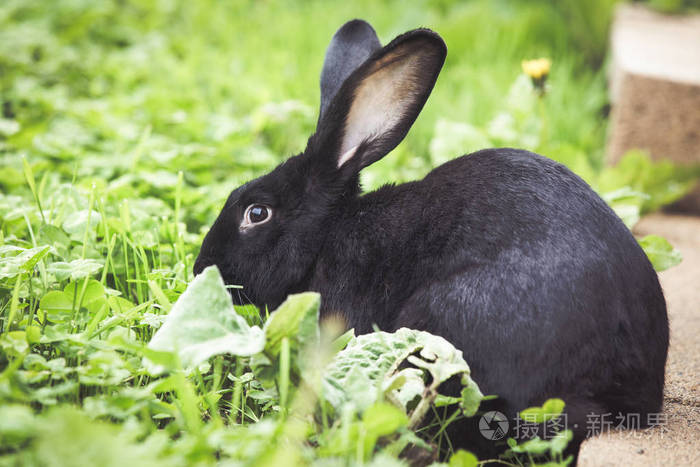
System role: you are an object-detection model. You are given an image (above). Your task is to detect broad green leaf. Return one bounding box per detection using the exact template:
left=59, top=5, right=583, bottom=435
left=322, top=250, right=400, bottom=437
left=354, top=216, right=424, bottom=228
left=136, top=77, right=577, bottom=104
left=460, top=377, right=485, bottom=417
left=0, top=245, right=51, bottom=279
left=323, top=328, right=483, bottom=418
left=542, top=398, right=565, bottom=416
left=64, top=279, right=106, bottom=308
left=449, top=450, right=479, bottom=467
left=519, top=398, right=566, bottom=424
left=38, top=224, right=71, bottom=258
left=361, top=402, right=409, bottom=459
left=46, top=262, right=73, bottom=282
left=263, top=292, right=320, bottom=357
left=0, top=331, right=29, bottom=356
left=62, top=209, right=102, bottom=237
left=549, top=429, right=573, bottom=455
left=252, top=292, right=322, bottom=392
left=108, top=296, right=137, bottom=313
left=48, top=259, right=103, bottom=281
left=39, top=290, right=73, bottom=312
left=40, top=297, right=73, bottom=324
left=511, top=436, right=550, bottom=455
left=362, top=403, right=408, bottom=437
left=70, top=259, right=104, bottom=280
left=639, top=235, right=682, bottom=272
left=146, top=265, right=265, bottom=373
left=26, top=325, right=41, bottom=344
left=40, top=326, right=79, bottom=344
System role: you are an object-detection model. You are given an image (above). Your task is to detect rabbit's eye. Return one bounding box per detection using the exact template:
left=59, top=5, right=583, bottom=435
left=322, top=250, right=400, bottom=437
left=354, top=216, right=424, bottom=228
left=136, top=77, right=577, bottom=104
left=242, top=204, right=271, bottom=229
left=249, top=205, right=269, bottom=222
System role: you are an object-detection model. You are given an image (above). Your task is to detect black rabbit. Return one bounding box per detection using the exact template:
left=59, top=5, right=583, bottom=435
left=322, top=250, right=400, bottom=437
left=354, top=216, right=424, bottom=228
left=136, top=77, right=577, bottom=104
left=194, top=20, right=668, bottom=464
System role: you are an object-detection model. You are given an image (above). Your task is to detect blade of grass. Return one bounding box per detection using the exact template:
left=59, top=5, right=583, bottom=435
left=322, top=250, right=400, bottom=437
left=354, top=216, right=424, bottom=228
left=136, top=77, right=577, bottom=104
left=22, top=156, right=45, bottom=223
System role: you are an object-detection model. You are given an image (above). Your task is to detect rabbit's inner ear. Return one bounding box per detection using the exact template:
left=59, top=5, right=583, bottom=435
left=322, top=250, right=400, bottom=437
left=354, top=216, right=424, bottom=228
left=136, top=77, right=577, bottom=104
left=336, top=32, right=446, bottom=170
left=339, top=54, right=421, bottom=164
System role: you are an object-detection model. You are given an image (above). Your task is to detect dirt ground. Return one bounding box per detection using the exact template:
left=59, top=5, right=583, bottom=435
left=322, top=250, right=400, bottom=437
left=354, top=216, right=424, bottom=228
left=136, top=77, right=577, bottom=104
left=578, top=213, right=700, bottom=466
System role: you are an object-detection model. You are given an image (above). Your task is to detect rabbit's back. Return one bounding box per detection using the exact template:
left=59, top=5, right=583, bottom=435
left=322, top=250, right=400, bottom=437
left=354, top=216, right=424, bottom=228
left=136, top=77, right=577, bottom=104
left=402, top=149, right=666, bottom=456
left=399, top=148, right=667, bottom=399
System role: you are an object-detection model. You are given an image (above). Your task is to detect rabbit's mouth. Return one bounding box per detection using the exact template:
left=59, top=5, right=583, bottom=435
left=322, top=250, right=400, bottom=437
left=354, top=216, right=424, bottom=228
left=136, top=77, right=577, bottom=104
left=193, top=256, right=261, bottom=308
left=226, top=285, right=257, bottom=308
left=192, top=255, right=214, bottom=277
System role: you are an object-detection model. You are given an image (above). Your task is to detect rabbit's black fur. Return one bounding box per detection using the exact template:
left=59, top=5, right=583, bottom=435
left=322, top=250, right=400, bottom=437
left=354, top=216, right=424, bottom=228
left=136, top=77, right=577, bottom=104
left=194, top=20, right=668, bottom=464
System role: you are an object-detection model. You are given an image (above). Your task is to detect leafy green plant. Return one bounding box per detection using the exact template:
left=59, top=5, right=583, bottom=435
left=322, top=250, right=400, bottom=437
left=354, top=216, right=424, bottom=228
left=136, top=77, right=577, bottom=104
left=1, top=265, right=487, bottom=465
left=499, top=399, right=573, bottom=467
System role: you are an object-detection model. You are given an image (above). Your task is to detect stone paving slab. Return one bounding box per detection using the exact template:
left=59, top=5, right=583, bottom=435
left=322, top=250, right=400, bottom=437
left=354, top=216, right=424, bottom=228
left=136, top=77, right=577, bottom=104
left=578, top=214, right=700, bottom=466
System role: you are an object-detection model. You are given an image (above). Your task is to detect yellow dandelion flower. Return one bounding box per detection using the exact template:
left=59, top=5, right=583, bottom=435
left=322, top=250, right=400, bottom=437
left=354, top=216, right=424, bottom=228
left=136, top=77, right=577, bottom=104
left=521, top=58, right=551, bottom=95
left=521, top=58, right=551, bottom=80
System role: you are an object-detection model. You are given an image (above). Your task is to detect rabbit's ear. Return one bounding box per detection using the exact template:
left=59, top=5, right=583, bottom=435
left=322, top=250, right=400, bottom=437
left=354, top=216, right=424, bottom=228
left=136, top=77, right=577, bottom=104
left=319, top=20, right=381, bottom=122
left=314, top=29, right=446, bottom=172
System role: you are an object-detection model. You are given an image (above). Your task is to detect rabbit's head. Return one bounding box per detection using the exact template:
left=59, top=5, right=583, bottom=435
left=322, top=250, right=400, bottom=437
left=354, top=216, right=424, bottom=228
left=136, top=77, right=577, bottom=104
left=193, top=20, right=446, bottom=308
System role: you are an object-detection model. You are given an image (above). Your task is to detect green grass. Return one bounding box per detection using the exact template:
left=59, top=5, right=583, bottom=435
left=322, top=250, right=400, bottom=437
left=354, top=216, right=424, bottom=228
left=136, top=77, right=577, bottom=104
left=0, top=0, right=696, bottom=466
